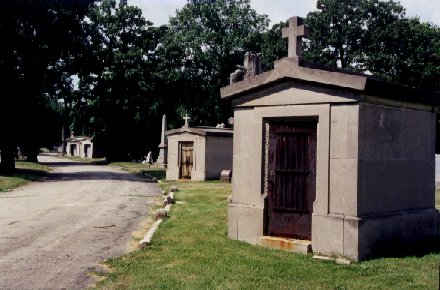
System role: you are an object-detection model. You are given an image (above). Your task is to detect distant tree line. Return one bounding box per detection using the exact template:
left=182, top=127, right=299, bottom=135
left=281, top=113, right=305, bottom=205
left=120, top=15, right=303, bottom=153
left=1, top=0, right=438, bottom=172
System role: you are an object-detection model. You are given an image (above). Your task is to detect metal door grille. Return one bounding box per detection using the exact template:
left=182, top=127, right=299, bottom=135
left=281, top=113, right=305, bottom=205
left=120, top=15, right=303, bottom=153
left=274, top=132, right=310, bottom=212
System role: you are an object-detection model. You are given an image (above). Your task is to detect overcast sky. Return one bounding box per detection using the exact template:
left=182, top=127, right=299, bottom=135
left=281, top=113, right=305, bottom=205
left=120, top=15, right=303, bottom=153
left=129, top=0, right=440, bottom=27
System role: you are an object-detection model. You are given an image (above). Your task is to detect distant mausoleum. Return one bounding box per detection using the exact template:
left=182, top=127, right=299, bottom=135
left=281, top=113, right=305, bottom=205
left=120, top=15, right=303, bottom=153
left=166, top=116, right=233, bottom=181
left=221, top=16, right=439, bottom=260
left=65, top=135, right=95, bottom=158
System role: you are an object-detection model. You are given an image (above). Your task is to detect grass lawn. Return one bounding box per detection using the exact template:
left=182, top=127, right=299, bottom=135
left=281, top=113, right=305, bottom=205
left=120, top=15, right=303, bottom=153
left=59, top=155, right=108, bottom=165
left=0, top=161, right=50, bottom=192
left=109, top=162, right=166, bottom=180
left=95, top=181, right=439, bottom=289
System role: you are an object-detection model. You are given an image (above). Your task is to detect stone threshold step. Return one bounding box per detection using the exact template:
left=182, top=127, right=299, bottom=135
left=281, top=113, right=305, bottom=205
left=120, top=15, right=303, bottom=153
left=258, top=236, right=312, bottom=254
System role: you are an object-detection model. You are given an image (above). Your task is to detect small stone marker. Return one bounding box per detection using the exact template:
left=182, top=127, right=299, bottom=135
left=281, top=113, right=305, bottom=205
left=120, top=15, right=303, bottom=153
left=282, top=16, right=309, bottom=58
left=154, top=208, right=168, bottom=220
left=146, top=151, right=153, bottom=165
left=220, top=170, right=232, bottom=182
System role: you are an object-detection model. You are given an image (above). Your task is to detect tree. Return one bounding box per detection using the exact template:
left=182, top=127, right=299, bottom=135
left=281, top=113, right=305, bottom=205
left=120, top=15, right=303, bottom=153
left=0, top=0, right=94, bottom=173
left=162, top=0, right=269, bottom=125
left=365, top=17, right=440, bottom=93
left=74, top=0, right=162, bottom=160
left=304, top=0, right=440, bottom=93
left=259, top=21, right=288, bottom=70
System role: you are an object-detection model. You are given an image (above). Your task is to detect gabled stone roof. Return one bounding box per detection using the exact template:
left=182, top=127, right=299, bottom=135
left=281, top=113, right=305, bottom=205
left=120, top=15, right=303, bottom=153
left=221, top=57, right=439, bottom=107
left=65, top=136, right=93, bottom=142
left=166, top=126, right=233, bottom=137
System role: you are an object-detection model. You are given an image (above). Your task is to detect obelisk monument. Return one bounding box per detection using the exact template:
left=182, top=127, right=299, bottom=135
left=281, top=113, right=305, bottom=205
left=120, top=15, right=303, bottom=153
left=155, top=114, right=167, bottom=167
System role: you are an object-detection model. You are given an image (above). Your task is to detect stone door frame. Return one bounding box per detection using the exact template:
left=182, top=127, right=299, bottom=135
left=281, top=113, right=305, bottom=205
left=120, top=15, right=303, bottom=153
left=263, top=118, right=317, bottom=240
left=254, top=104, right=330, bottom=242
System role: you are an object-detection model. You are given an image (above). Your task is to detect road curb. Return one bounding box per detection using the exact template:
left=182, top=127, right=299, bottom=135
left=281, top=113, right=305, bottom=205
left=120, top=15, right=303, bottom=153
left=139, top=188, right=177, bottom=248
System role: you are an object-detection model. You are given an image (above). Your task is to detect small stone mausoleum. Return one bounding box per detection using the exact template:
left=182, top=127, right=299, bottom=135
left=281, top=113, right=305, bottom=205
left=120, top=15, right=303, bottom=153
left=221, top=16, right=439, bottom=260
left=166, top=116, right=233, bottom=181
left=65, top=135, right=95, bottom=158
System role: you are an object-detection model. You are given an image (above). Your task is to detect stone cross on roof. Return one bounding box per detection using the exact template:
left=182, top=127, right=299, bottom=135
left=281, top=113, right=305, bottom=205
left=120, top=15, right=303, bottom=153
left=282, top=16, right=309, bottom=58
left=183, top=114, right=191, bottom=127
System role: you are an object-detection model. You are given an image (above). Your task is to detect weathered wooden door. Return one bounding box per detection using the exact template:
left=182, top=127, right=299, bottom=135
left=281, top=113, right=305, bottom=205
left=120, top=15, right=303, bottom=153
left=265, top=120, right=316, bottom=240
left=180, top=142, right=194, bottom=179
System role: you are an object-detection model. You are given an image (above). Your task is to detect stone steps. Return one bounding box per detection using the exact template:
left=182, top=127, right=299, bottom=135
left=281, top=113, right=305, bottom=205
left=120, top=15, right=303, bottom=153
left=258, top=236, right=312, bottom=254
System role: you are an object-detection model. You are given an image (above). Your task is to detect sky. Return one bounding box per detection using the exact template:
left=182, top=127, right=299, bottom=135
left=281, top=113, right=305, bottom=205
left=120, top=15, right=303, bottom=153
left=129, top=0, right=440, bottom=27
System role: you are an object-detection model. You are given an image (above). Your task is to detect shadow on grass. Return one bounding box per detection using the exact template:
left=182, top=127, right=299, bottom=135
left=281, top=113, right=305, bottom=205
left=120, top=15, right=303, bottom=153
left=6, top=168, right=49, bottom=181
left=138, top=169, right=166, bottom=180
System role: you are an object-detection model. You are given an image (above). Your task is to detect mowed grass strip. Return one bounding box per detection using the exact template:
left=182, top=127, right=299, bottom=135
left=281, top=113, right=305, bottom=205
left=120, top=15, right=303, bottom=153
left=96, top=181, right=439, bottom=289
left=0, top=161, right=50, bottom=192
left=109, top=162, right=166, bottom=180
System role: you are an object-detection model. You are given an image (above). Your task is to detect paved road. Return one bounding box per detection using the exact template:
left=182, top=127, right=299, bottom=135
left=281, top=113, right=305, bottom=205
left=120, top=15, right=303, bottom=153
left=0, top=153, right=161, bottom=289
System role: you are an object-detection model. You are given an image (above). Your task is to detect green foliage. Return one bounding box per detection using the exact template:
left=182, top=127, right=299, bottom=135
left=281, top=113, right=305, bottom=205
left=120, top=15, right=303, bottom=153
left=0, top=0, right=94, bottom=170
left=95, top=181, right=439, bottom=289
left=161, top=0, right=269, bottom=125
left=73, top=0, right=161, bottom=160
left=304, top=0, right=440, bottom=93
left=2, top=0, right=438, bottom=165
left=259, top=21, right=288, bottom=70
left=366, top=17, right=440, bottom=93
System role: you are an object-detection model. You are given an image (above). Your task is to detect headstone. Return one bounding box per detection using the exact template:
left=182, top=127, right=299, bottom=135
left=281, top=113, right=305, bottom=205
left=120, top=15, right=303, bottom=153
left=155, top=114, right=167, bottom=167
left=146, top=151, right=153, bottom=165
left=220, top=170, right=232, bottom=182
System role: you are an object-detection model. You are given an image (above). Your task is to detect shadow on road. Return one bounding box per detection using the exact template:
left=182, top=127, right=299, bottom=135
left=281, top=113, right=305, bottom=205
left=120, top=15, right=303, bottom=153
left=45, top=171, right=143, bottom=181
left=36, top=154, right=145, bottom=182
left=41, top=161, right=90, bottom=167
left=44, top=171, right=144, bottom=182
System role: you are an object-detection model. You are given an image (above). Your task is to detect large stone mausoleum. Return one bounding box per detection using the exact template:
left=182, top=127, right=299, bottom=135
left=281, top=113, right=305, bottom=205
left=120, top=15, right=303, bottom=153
left=221, top=16, right=439, bottom=260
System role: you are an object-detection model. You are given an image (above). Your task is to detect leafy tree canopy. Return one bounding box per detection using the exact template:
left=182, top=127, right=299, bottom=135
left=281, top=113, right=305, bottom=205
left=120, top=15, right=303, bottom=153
left=0, top=0, right=94, bottom=172
left=304, top=0, right=440, bottom=93
left=162, top=0, right=269, bottom=125
left=72, top=0, right=162, bottom=160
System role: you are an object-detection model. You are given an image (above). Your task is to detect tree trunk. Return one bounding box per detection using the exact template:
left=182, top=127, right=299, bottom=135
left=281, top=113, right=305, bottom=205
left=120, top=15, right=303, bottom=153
left=0, top=146, right=16, bottom=174
left=22, top=145, right=39, bottom=163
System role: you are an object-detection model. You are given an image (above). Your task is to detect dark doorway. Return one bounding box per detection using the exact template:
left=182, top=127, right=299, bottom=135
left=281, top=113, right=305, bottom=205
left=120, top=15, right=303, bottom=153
left=179, top=142, right=194, bottom=179
left=70, top=144, right=76, bottom=156
left=265, top=120, right=317, bottom=240
left=84, top=144, right=91, bottom=157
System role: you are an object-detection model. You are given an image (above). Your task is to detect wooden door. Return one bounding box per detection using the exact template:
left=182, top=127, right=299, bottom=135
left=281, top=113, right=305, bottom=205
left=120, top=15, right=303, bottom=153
left=179, top=142, right=194, bottom=179
left=265, top=120, right=316, bottom=240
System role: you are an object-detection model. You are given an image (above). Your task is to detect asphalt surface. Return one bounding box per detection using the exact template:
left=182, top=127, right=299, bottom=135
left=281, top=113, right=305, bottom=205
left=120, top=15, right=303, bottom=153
left=0, top=153, right=161, bottom=289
